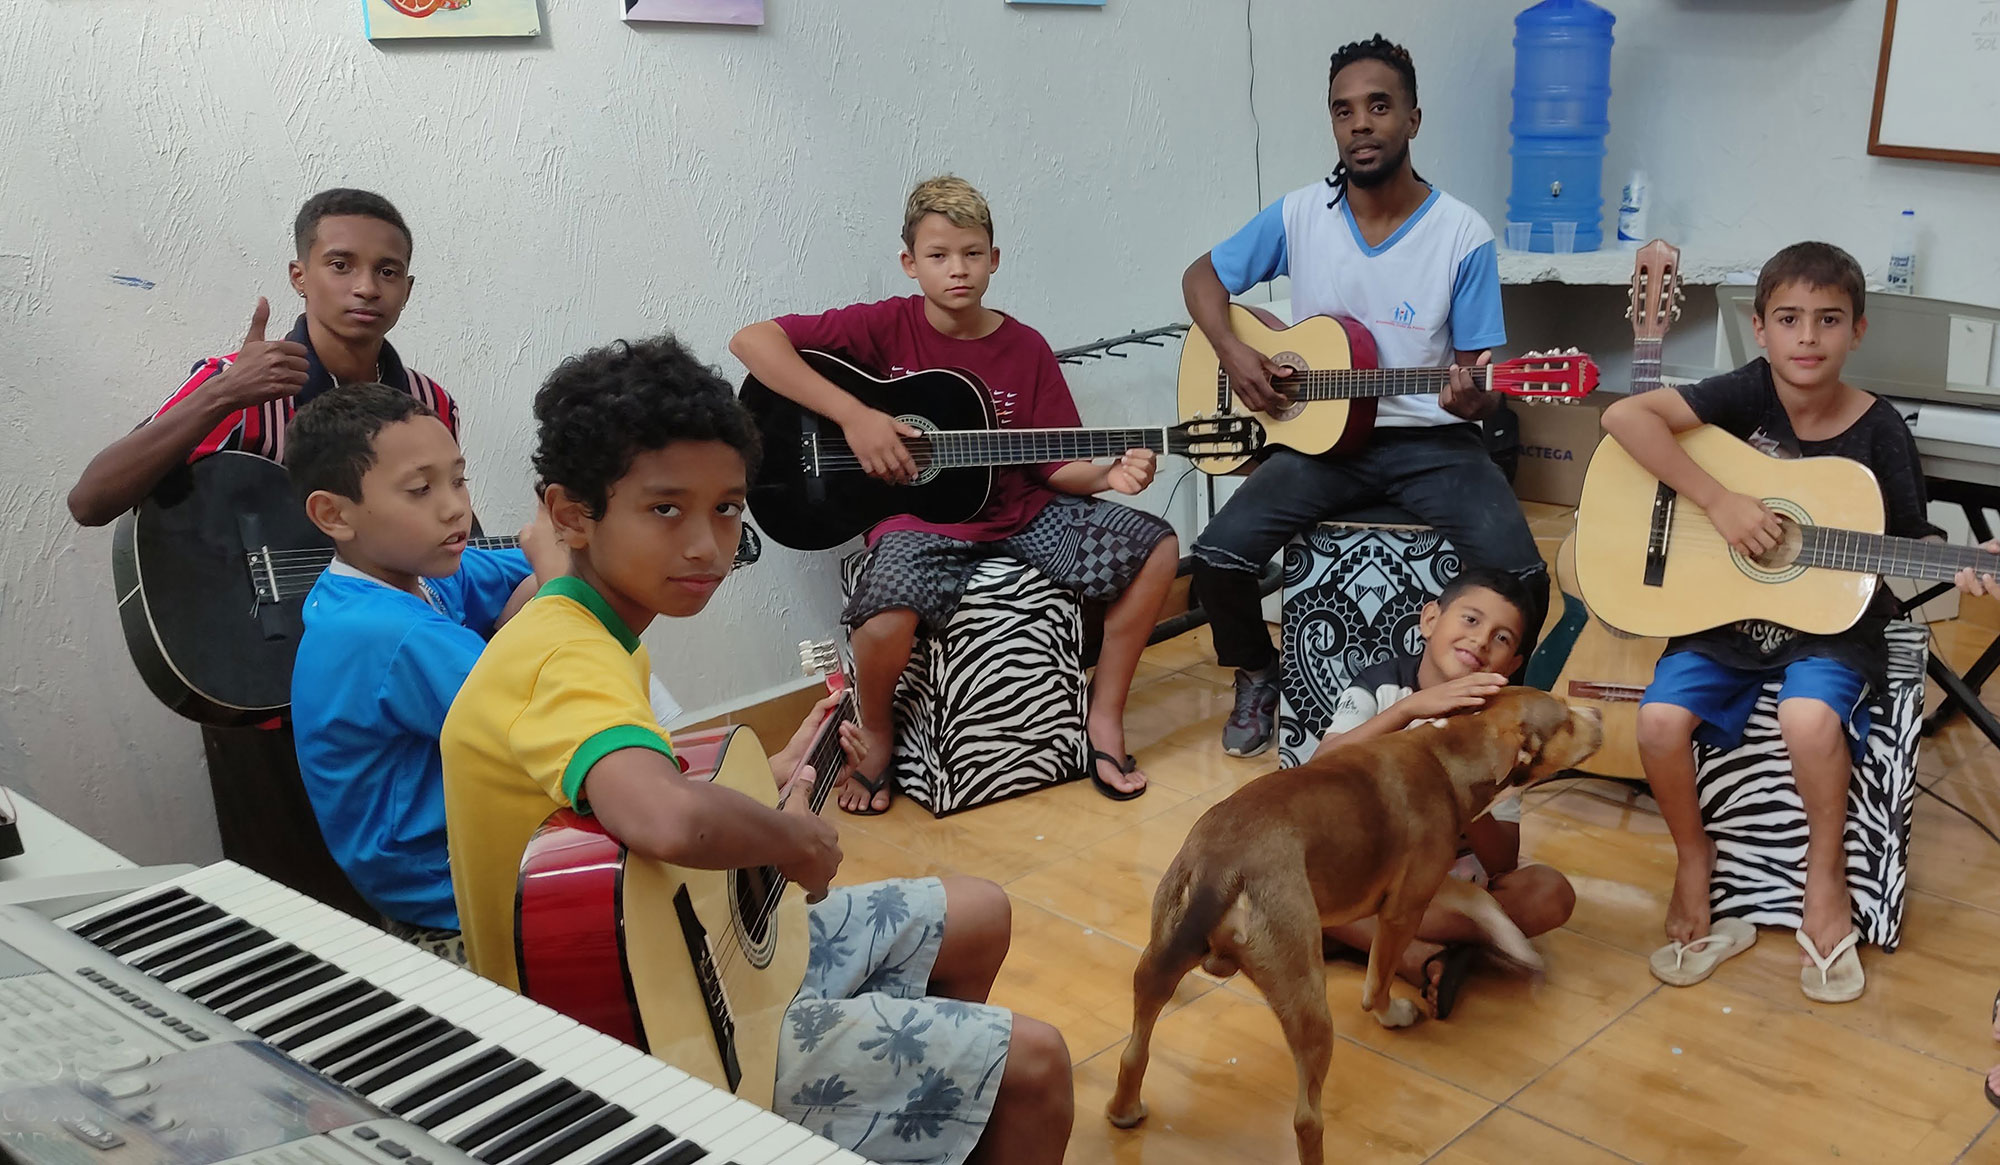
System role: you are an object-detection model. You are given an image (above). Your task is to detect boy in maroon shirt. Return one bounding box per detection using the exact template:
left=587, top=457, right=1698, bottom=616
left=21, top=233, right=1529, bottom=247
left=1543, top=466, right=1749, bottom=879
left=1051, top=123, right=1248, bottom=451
left=732, top=175, right=1178, bottom=812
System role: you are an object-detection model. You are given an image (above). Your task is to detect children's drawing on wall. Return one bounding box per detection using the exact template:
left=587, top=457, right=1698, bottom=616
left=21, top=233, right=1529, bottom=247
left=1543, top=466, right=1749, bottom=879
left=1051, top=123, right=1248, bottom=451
left=362, top=0, right=542, bottom=39
left=623, top=0, right=764, bottom=25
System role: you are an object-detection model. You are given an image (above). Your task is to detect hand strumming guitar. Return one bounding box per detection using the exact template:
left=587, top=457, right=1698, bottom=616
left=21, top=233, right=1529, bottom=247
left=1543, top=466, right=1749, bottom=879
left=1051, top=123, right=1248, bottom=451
left=203, top=297, right=311, bottom=412
left=841, top=407, right=923, bottom=485
left=1219, top=337, right=1296, bottom=415
left=776, top=772, right=843, bottom=902
left=1706, top=491, right=1784, bottom=558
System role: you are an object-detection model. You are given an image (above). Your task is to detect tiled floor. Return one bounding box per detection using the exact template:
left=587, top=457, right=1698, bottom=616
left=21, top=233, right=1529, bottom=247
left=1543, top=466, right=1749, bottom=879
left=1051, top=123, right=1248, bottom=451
left=828, top=616, right=2000, bottom=1163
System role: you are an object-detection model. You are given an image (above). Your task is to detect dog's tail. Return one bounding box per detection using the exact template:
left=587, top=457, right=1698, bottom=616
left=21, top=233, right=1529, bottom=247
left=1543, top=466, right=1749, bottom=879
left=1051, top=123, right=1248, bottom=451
left=1150, top=857, right=1240, bottom=970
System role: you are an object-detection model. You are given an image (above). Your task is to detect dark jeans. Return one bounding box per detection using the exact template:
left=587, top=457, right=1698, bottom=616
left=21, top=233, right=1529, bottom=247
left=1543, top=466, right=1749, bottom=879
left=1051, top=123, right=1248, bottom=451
left=1190, top=426, right=1548, bottom=673
left=201, top=722, right=372, bottom=919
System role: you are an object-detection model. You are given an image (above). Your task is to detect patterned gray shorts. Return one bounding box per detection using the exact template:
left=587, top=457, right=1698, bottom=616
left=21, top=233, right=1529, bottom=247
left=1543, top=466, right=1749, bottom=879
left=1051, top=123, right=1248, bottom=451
left=773, top=877, right=1011, bottom=1165
left=845, top=496, right=1174, bottom=633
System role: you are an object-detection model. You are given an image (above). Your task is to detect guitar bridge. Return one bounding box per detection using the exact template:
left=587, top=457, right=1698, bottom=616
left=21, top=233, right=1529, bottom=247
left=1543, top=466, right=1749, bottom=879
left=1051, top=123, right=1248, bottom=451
left=1645, top=483, right=1675, bottom=588
left=246, top=550, right=280, bottom=605
left=673, top=885, right=743, bottom=1092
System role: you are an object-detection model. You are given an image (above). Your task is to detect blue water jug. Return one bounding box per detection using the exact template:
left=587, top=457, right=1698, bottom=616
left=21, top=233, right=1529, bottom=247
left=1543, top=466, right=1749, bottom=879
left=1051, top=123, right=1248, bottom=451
left=1506, top=0, right=1615, bottom=253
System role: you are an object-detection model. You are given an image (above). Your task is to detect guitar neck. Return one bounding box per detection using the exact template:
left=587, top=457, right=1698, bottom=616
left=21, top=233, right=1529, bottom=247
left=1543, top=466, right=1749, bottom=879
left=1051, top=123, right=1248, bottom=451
left=790, top=694, right=858, bottom=815
left=820, top=426, right=1176, bottom=470
left=1217, top=365, right=1475, bottom=402
left=1798, top=526, right=1996, bottom=584
left=1631, top=337, right=1663, bottom=394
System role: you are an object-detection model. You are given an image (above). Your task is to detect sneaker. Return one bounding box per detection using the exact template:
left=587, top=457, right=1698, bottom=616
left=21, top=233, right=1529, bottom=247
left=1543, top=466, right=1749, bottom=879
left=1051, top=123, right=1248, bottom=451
left=1222, top=667, right=1280, bottom=757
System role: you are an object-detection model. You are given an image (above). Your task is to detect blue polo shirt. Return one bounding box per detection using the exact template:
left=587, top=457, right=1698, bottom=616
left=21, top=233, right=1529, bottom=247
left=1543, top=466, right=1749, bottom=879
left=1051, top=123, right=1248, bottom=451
left=292, top=547, right=531, bottom=929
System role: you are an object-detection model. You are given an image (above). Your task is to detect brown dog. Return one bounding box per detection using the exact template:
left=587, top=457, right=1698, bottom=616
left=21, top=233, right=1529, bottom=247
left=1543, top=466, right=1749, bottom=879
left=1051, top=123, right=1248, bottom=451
left=1105, top=688, right=1602, bottom=1165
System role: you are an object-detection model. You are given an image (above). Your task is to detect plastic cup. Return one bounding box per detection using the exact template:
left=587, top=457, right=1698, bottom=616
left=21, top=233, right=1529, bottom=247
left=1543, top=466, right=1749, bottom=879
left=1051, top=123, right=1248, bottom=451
left=1505, top=222, right=1533, bottom=252
left=1552, top=221, right=1578, bottom=254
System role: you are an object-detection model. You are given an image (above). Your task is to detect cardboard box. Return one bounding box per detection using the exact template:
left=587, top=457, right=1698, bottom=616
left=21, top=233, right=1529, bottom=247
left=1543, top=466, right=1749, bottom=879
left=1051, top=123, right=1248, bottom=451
left=1512, top=398, right=1608, bottom=507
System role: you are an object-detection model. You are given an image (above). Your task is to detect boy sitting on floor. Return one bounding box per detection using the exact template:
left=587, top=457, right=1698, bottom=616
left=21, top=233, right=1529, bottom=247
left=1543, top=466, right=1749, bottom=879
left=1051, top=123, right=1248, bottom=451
left=1311, top=566, right=1575, bottom=1018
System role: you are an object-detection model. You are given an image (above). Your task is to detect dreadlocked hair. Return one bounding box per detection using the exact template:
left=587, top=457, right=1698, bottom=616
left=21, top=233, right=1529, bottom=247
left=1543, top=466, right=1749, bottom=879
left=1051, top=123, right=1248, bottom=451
left=1324, top=34, right=1424, bottom=207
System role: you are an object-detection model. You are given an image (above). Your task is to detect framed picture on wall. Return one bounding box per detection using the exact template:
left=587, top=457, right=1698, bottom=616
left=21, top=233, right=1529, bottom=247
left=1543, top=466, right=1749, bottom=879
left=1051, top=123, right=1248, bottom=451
left=623, top=0, right=764, bottom=24
left=362, top=0, right=541, bottom=39
left=1868, top=0, right=2000, bottom=167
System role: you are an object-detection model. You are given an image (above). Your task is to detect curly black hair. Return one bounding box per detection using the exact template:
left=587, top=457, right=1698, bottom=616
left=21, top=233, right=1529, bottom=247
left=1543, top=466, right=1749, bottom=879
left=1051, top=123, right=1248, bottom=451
left=1324, top=34, right=1424, bottom=207
left=532, top=334, right=762, bottom=519
left=295, top=188, right=412, bottom=258
left=285, top=382, right=437, bottom=502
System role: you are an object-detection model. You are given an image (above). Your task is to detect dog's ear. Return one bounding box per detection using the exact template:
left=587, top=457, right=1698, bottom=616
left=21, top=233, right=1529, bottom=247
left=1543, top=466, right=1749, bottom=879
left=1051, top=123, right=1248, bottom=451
left=1511, top=690, right=1571, bottom=768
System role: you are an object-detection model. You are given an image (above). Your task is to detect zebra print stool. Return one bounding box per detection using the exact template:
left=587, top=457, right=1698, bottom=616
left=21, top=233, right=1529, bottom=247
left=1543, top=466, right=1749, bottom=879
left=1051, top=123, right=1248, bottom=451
left=1276, top=512, right=1460, bottom=767
left=1696, top=621, right=1927, bottom=952
left=842, top=552, right=1088, bottom=815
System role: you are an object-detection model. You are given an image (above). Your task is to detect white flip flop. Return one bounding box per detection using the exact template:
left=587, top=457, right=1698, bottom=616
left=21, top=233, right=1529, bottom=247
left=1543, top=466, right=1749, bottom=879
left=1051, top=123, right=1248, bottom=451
left=1649, top=917, right=1757, bottom=987
left=1797, top=928, right=1865, bottom=1004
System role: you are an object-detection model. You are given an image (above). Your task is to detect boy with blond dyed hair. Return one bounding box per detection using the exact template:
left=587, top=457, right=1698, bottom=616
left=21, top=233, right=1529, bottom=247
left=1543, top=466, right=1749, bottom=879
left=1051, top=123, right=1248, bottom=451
left=732, top=176, right=1179, bottom=812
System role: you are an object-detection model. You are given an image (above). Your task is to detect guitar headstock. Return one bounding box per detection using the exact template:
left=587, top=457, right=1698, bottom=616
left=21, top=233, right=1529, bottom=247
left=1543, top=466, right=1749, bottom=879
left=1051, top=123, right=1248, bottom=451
left=1168, top=414, right=1266, bottom=459
left=800, top=638, right=850, bottom=694
left=1625, top=239, right=1684, bottom=343
left=1492, top=349, right=1600, bottom=401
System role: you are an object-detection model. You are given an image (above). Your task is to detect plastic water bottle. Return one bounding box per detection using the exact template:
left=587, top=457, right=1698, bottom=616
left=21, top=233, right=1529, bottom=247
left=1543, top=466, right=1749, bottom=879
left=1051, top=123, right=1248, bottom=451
left=1886, top=208, right=1917, bottom=296
left=1506, top=0, right=1616, bottom=253
left=1616, top=169, right=1648, bottom=249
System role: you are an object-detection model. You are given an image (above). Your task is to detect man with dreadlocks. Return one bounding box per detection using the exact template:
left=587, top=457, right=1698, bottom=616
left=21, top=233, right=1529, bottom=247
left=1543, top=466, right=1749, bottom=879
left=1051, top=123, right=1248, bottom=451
left=1183, top=34, right=1547, bottom=759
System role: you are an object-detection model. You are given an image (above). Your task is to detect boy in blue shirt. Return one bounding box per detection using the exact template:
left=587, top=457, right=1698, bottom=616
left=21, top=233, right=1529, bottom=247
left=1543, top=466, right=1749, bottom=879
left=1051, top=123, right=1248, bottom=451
left=286, top=382, right=563, bottom=955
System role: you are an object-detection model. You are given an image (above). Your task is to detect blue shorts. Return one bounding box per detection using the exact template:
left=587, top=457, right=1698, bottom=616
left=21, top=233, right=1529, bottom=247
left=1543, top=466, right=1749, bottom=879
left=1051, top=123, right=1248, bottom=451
left=1641, top=651, right=1872, bottom=761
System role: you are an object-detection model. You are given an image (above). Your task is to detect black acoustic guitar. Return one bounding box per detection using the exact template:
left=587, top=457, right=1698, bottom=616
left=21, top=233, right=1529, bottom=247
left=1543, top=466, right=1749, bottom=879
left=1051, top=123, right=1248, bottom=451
left=740, top=351, right=1263, bottom=551
left=114, top=451, right=763, bottom=727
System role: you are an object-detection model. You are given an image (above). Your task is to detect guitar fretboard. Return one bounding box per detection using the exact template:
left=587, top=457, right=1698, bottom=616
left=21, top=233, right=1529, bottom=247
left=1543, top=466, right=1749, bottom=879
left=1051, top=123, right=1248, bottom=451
left=1213, top=366, right=1473, bottom=407
left=1632, top=337, right=1664, bottom=395
left=813, top=426, right=1175, bottom=471
left=1797, top=526, right=1997, bottom=584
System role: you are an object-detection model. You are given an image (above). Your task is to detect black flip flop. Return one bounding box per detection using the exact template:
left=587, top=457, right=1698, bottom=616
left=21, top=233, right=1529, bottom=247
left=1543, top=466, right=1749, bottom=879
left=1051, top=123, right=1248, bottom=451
left=1089, top=749, right=1146, bottom=801
left=1424, top=944, right=1479, bottom=1021
left=839, top=770, right=894, bottom=817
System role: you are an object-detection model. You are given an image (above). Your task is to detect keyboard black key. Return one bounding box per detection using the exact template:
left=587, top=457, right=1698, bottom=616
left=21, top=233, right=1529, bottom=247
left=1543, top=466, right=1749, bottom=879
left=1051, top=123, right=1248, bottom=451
left=349, top=1029, right=479, bottom=1096
left=576, top=1125, right=678, bottom=1165
left=329, top=1016, right=455, bottom=1083
left=475, top=1092, right=607, bottom=1163
left=276, top=990, right=400, bottom=1052
left=409, top=1060, right=540, bottom=1129
left=377, top=1143, right=412, bottom=1160
left=256, top=980, right=375, bottom=1040
left=450, top=1080, right=581, bottom=1152
left=509, top=1104, right=633, bottom=1165
left=220, top=963, right=344, bottom=1021
left=103, top=904, right=223, bottom=960
left=70, top=888, right=193, bottom=942
left=133, top=918, right=252, bottom=973
left=197, top=949, right=317, bottom=1011
left=388, top=1048, right=519, bottom=1115
left=637, top=1142, right=708, bottom=1165
left=182, top=945, right=303, bottom=1002
left=148, top=928, right=273, bottom=980
left=307, top=1008, right=432, bottom=1072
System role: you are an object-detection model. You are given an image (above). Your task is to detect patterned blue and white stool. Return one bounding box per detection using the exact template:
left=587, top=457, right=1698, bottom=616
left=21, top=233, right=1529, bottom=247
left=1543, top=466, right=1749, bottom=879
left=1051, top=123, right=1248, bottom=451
left=842, top=552, right=1088, bottom=815
left=1697, top=620, right=1926, bottom=951
left=1276, top=509, right=1460, bottom=767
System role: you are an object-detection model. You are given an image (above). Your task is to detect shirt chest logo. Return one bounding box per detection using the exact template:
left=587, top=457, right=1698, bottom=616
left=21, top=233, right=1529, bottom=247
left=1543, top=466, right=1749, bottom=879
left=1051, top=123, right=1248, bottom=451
left=1375, top=300, right=1424, bottom=332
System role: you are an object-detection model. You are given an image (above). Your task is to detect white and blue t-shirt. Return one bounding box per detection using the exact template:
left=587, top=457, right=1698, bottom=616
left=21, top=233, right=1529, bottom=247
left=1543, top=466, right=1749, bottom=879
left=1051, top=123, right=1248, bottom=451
left=292, top=547, right=531, bottom=930
left=1209, top=183, right=1505, bottom=429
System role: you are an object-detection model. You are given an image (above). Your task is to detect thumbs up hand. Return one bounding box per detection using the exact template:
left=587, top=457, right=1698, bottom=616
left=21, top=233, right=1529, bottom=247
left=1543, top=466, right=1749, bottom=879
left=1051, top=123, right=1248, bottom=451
left=205, top=297, right=312, bottom=411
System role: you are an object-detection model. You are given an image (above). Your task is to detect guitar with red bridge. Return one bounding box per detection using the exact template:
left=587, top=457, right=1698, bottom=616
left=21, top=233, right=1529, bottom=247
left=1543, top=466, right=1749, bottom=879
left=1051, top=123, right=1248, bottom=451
left=513, top=640, right=853, bottom=1106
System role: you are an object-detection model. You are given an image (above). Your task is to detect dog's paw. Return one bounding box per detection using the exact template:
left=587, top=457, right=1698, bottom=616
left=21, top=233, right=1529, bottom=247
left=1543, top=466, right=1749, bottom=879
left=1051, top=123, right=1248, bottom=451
left=1376, top=997, right=1422, bottom=1029
left=1106, top=1100, right=1149, bottom=1129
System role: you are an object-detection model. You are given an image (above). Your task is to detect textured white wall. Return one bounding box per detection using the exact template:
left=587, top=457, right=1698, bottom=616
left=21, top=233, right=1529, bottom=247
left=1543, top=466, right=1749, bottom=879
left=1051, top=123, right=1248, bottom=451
left=4, top=0, right=1996, bottom=864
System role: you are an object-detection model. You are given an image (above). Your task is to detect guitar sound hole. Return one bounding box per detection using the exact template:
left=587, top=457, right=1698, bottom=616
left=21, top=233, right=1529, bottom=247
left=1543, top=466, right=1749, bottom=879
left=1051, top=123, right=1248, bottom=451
left=1746, top=515, right=1806, bottom=572
left=734, top=865, right=780, bottom=948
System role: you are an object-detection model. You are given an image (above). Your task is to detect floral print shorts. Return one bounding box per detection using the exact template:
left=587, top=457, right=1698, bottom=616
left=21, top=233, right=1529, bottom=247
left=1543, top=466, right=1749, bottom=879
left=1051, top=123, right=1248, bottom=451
left=773, top=877, right=1012, bottom=1165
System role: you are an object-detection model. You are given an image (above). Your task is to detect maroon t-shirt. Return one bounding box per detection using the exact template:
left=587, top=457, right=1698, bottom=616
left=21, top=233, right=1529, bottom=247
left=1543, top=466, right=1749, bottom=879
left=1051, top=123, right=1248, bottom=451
left=774, top=295, right=1083, bottom=543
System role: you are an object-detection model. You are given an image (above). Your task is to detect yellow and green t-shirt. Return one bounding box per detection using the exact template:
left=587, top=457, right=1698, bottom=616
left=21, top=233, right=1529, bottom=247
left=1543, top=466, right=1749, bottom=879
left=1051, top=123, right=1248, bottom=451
left=440, top=576, right=675, bottom=990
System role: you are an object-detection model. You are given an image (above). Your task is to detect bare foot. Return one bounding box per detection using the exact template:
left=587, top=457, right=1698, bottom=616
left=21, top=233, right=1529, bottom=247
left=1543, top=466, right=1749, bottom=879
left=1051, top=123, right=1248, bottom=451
left=1798, top=865, right=1854, bottom=963
left=1665, top=840, right=1717, bottom=946
left=1086, top=713, right=1146, bottom=796
left=1988, top=1064, right=2000, bottom=1099
left=834, top=725, right=894, bottom=814
left=1990, top=992, right=1999, bottom=1042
